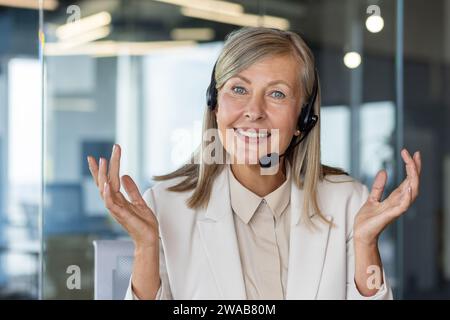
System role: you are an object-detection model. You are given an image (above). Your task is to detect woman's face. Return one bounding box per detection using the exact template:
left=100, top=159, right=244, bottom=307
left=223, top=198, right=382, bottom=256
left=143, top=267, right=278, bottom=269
left=215, top=54, right=302, bottom=165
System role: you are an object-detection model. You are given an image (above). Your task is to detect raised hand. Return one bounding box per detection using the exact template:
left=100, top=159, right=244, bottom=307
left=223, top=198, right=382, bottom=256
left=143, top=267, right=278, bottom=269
left=354, top=149, right=422, bottom=246
left=87, top=144, right=159, bottom=248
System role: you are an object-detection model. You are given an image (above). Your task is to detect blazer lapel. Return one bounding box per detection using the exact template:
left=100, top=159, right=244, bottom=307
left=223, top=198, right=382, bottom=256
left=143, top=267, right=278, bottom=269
left=286, top=179, right=333, bottom=299
left=196, top=167, right=247, bottom=299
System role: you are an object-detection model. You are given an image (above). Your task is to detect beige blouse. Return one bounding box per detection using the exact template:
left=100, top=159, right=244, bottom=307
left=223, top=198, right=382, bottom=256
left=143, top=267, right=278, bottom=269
left=228, top=164, right=291, bottom=300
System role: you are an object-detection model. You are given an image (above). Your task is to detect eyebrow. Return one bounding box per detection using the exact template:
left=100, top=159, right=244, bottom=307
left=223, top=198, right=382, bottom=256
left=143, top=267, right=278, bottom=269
left=230, top=75, right=293, bottom=89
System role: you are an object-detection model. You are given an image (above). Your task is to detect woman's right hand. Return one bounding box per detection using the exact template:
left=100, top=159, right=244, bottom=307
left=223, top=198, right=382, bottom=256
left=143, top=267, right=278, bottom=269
left=87, top=144, right=159, bottom=249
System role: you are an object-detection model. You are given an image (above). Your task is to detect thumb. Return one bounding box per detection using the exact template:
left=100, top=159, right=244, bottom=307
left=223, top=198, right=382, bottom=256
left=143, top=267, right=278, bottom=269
left=369, top=170, right=387, bottom=202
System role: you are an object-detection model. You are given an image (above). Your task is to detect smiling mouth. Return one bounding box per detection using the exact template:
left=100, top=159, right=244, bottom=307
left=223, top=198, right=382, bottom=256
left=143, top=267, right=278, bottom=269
left=233, top=128, right=272, bottom=139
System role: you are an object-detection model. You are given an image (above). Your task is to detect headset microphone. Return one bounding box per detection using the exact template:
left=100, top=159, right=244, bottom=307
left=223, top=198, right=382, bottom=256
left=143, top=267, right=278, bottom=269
left=258, top=125, right=316, bottom=168
left=206, top=63, right=319, bottom=168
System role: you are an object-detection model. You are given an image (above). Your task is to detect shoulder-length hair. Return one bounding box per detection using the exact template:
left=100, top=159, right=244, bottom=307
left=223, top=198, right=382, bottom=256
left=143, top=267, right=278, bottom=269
left=154, top=27, right=349, bottom=226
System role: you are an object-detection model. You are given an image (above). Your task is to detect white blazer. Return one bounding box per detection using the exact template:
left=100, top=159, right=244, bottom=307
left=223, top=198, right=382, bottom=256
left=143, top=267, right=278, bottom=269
left=125, top=167, right=393, bottom=300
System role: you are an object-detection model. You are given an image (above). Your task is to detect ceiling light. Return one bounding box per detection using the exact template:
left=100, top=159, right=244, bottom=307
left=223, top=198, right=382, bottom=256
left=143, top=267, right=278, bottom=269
left=181, top=7, right=290, bottom=30
left=343, top=51, right=361, bottom=69
left=56, top=11, right=112, bottom=41
left=44, top=40, right=197, bottom=57
left=366, top=15, right=384, bottom=33
left=171, top=28, right=215, bottom=41
left=0, top=0, right=58, bottom=10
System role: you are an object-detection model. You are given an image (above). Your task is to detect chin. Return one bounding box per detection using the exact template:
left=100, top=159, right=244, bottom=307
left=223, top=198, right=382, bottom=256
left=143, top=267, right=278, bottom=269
left=229, top=145, right=271, bottom=165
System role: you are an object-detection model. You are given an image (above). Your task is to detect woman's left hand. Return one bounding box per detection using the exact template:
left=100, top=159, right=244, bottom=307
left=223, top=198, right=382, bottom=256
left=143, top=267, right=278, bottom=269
left=353, top=149, right=422, bottom=246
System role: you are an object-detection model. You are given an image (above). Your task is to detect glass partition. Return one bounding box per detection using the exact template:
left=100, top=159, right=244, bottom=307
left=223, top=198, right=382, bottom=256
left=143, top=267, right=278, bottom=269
left=0, top=4, right=41, bottom=299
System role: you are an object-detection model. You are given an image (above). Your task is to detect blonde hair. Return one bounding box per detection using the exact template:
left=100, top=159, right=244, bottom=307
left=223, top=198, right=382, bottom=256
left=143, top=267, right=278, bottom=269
left=154, top=27, right=349, bottom=226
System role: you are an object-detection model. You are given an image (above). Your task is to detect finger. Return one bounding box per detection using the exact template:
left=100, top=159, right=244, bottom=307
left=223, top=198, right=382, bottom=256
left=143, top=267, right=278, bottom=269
left=87, top=156, right=99, bottom=186
left=121, top=175, right=145, bottom=205
left=108, top=144, right=121, bottom=193
left=412, top=151, right=421, bottom=200
left=98, top=157, right=108, bottom=197
left=401, top=149, right=419, bottom=179
left=369, top=170, right=387, bottom=202
left=401, top=149, right=420, bottom=199
left=413, top=151, right=422, bottom=175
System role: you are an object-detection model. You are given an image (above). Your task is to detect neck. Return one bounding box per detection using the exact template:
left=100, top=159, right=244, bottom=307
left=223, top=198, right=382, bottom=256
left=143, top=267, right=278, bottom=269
left=230, top=160, right=287, bottom=197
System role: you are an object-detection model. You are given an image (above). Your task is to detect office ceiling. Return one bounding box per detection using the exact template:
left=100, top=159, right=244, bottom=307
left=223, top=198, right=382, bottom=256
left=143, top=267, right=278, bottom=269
left=0, top=0, right=446, bottom=62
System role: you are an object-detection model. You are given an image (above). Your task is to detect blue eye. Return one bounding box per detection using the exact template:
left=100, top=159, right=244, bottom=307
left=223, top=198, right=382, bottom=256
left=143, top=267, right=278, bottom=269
left=271, top=91, right=286, bottom=99
left=232, top=86, right=247, bottom=95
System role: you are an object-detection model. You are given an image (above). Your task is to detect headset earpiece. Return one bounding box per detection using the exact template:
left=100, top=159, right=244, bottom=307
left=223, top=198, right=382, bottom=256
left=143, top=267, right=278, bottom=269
left=297, top=68, right=319, bottom=134
left=206, top=63, right=218, bottom=110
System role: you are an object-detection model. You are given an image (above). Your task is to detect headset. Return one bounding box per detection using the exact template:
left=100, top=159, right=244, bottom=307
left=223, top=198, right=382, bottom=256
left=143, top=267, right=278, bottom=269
left=206, top=63, right=319, bottom=168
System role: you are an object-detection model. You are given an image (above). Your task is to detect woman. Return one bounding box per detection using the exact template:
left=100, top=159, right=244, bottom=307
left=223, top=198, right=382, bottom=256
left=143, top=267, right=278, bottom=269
left=87, top=27, right=421, bottom=300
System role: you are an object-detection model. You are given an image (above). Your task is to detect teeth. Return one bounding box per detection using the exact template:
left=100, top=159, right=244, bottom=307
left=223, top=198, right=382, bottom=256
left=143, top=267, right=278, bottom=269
left=235, top=128, right=270, bottom=138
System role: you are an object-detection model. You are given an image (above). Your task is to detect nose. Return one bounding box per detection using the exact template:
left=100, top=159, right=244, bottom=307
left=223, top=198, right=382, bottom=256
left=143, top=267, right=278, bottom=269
left=244, top=94, right=265, bottom=121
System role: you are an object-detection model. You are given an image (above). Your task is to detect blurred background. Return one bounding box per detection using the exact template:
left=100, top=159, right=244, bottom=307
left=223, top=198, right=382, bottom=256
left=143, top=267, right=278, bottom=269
left=0, top=0, right=448, bottom=299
